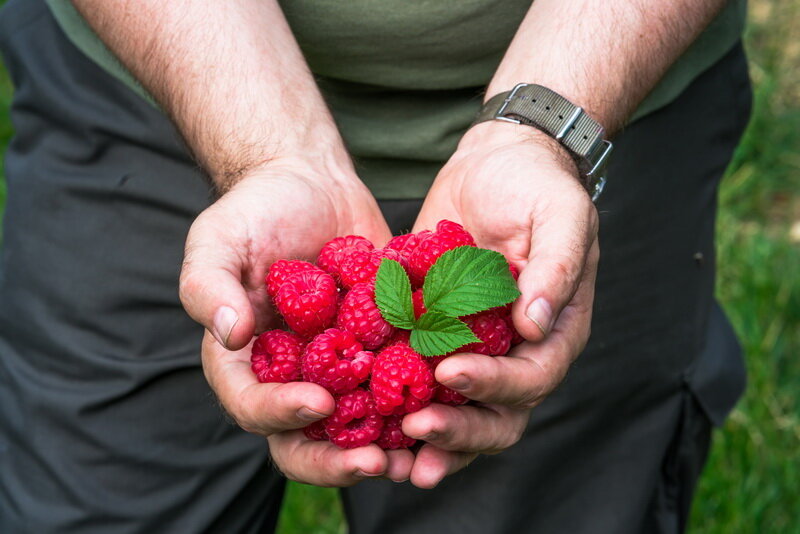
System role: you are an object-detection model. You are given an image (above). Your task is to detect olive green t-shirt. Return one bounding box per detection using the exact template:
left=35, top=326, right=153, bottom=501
left=45, top=0, right=746, bottom=199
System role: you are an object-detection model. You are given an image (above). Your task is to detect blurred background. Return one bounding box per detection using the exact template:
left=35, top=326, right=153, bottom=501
left=0, top=1, right=797, bottom=532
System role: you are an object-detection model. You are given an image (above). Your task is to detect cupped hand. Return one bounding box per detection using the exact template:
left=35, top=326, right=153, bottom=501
left=202, top=331, right=415, bottom=486
left=180, top=157, right=391, bottom=349
left=404, top=121, right=600, bottom=488
left=180, top=157, right=414, bottom=485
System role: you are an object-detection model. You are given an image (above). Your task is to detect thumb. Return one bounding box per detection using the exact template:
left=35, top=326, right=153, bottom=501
left=513, top=201, right=598, bottom=343
left=179, top=239, right=256, bottom=351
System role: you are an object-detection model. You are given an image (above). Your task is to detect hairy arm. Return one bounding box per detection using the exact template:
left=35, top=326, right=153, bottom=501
left=72, top=0, right=347, bottom=190
left=486, top=0, right=729, bottom=134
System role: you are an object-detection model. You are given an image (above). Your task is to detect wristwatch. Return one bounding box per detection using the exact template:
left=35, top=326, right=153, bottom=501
left=474, top=83, right=613, bottom=202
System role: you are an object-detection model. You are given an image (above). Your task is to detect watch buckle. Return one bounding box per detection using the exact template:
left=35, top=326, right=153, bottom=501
left=494, top=83, right=529, bottom=124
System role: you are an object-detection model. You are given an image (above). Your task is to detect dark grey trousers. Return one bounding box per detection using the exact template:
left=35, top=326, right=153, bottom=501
left=0, top=1, right=750, bottom=533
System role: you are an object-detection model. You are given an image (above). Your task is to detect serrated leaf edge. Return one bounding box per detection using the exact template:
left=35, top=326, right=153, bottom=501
left=374, top=258, right=415, bottom=330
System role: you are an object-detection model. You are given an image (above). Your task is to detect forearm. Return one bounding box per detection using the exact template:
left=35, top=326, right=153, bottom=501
left=486, top=0, right=728, bottom=135
left=73, top=0, right=348, bottom=191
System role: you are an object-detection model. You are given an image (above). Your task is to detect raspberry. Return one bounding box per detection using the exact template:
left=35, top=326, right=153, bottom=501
left=504, top=314, right=525, bottom=347
left=266, top=260, right=321, bottom=298
left=412, top=288, right=426, bottom=319
left=250, top=330, right=306, bottom=383
left=273, top=270, right=338, bottom=338
left=302, top=328, right=374, bottom=394
left=336, top=283, right=395, bottom=350
left=375, top=414, right=416, bottom=449
left=337, top=248, right=407, bottom=289
left=499, top=261, right=523, bottom=345
left=462, top=310, right=513, bottom=356
left=407, top=220, right=476, bottom=285
left=324, top=389, right=384, bottom=449
left=316, top=236, right=374, bottom=277
left=386, top=230, right=433, bottom=259
left=303, top=420, right=328, bottom=441
left=426, top=355, right=469, bottom=406
left=387, top=329, right=411, bottom=347
left=371, top=342, right=435, bottom=416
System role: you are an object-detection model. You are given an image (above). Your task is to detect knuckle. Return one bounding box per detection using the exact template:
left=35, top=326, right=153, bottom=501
left=233, top=397, right=272, bottom=436
left=517, top=393, right=540, bottom=411
left=178, top=268, right=202, bottom=307
left=549, top=255, right=582, bottom=291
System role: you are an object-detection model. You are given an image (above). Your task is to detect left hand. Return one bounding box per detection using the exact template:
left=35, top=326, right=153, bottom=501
left=403, top=121, right=600, bottom=488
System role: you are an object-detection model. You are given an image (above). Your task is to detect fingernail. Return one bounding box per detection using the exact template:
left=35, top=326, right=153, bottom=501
left=355, top=469, right=382, bottom=478
left=394, top=478, right=409, bottom=484
left=297, top=407, right=327, bottom=422
left=526, top=298, right=552, bottom=336
left=421, top=432, right=439, bottom=441
left=212, top=306, right=238, bottom=348
left=442, top=375, right=470, bottom=391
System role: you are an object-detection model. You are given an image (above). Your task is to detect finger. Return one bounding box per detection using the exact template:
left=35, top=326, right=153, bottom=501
left=402, top=403, right=528, bottom=453
left=180, top=218, right=256, bottom=350
left=384, top=449, right=415, bottom=483
left=268, top=431, right=388, bottom=487
left=514, top=194, right=598, bottom=342
left=202, top=332, right=335, bottom=435
left=434, top=351, right=562, bottom=409
left=408, top=443, right=477, bottom=490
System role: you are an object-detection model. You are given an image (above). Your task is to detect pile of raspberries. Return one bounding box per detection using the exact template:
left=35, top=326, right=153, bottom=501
left=251, top=220, right=522, bottom=449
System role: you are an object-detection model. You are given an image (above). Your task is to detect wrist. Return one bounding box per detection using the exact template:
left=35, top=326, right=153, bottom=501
left=458, top=120, right=579, bottom=177
left=213, top=132, right=356, bottom=195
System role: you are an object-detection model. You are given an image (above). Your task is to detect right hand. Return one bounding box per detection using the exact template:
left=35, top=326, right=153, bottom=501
left=180, top=158, right=414, bottom=485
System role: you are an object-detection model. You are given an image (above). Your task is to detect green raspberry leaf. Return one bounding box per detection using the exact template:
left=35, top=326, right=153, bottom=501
left=410, top=311, right=480, bottom=357
left=423, top=246, right=521, bottom=317
left=375, top=258, right=416, bottom=329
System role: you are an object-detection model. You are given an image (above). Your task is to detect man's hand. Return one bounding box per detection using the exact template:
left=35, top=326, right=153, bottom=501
left=201, top=332, right=416, bottom=486
left=180, top=159, right=415, bottom=485
left=402, top=121, right=599, bottom=488
left=179, top=159, right=390, bottom=350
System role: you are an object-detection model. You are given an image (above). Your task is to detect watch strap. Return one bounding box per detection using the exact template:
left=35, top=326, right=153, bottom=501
left=474, top=84, right=612, bottom=201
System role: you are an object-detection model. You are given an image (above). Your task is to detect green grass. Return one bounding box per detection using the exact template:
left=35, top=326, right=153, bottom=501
left=688, top=2, right=800, bottom=532
left=0, top=2, right=798, bottom=532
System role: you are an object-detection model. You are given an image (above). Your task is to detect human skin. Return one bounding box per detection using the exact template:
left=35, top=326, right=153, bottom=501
left=74, top=0, right=727, bottom=488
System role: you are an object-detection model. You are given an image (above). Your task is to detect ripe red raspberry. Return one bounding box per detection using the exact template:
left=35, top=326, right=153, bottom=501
left=407, top=220, right=476, bottom=285
left=303, top=420, right=328, bottom=441
left=302, top=328, right=374, bottom=394
left=273, top=270, right=338, bottom=338
left=266, top=260, right=322, bottom=298
left=412, top=288, right=426, bottom=319
left=371, top=342, right=435, bottom=416
left=504, top=314, right=525, bottom=347
left=385, top=230, right=433, bottom=259
left=375, top=414, right=416, bottom=449
left=336, top=283, right=395, bottom=350
left=337, top=248, right=406, bottom=289
left=498, top=260, right=523, bottom=345
left=250, top=330, right=306, bottom=383
left=324, top=389, right=384, bottom=449
left=462, top=310, right=513, bottom=356
left=426, top=355, right=469, bottom=406
left=386, top=329, right=411, bottom=347
left=316, top=235, right=374, bottom=277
